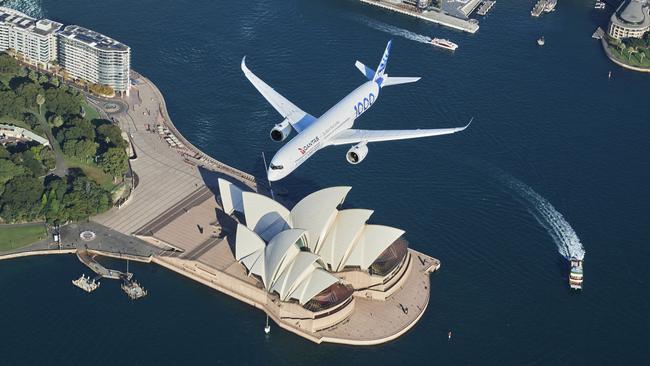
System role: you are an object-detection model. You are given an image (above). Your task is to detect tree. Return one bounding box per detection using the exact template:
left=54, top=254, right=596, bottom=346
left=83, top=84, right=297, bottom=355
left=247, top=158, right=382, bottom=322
left=63, top=139, right=98, bottom=162
left=36, top=93, right=45, bottom=115
left=99, top=147, right=128, bottom=178
left=0, top=174, right=44, bottom=222
left=0, top=159, right=26, bottom=185
left=48, top=114, right=64, bottom=128
left=38, top=74, right=49, bottom=86
left=97, top=123, right=126, bottom=149
left=0, top=53, right=21, bottom=74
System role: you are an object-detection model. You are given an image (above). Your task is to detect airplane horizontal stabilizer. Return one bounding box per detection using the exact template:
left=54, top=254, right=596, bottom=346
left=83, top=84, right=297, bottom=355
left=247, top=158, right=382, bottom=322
left=382, top=76, right=421, bottom=87
left=355, top=61, right=375, bottom=81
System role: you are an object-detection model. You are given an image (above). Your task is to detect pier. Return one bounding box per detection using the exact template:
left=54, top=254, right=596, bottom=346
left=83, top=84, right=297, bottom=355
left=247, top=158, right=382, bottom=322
left=76, top=249, right=132, bottom=280
left=477, top=0, right=496, bottom=16
left=359, top=0, right=479, bottom=34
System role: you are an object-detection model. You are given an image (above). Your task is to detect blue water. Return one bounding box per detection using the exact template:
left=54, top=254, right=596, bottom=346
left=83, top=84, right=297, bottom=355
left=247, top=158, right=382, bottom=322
left=2, top=0, right=649, bottom=364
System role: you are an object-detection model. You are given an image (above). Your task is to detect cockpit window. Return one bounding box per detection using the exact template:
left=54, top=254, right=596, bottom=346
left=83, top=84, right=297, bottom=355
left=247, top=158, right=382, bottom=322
left=270, top=164, right=283, bottom=170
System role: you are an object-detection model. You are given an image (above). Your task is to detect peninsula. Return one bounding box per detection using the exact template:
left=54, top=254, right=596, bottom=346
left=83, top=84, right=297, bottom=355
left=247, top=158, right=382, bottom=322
left=0, top=6, right=442, bottom=346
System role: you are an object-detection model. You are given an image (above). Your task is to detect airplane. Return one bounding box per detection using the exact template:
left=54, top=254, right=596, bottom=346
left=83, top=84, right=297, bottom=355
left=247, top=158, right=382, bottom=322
left=241, top=40, right=472, bottom=181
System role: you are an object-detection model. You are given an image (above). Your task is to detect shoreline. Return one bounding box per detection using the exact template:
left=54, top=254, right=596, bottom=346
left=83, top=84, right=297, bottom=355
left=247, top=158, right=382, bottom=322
left=0, top=246, right=437, bottom=346
left=600, top=38, right=650, bottom=73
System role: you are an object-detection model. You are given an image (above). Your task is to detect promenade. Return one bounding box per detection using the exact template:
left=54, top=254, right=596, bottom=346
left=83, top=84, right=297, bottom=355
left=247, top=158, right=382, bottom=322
left=91, top=73, right=256, bottom=234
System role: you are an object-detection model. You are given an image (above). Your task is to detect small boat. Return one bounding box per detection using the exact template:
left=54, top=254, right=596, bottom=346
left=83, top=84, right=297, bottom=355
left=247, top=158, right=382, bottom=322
left=544, top=0, right=557, bottom=12
left=569, top=258, right=584, bottom=290
left=264, top=315, right=271, bottom=334
left=537, top=36, right=545, bottom=46
left=430, top=38, right=458, bottom=51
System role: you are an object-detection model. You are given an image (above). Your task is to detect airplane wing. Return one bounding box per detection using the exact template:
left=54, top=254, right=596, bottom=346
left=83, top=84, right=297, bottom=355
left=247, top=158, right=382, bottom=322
left=241, top=57, right=316, bottom=133
left=329, top=118, right=472, bottom=146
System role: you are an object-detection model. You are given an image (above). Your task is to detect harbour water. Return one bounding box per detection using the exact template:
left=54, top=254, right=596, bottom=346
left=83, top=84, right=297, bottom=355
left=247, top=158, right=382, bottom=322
left=1, top=0, right=649, bottom=364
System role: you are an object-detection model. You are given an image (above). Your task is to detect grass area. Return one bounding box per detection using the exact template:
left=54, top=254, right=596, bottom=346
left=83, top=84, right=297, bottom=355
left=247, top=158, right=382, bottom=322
left=62, top=155, right=115, bottom=190
left=82, top=100, right=101, bottom=121
left=0, top=223, right=47, bottom=252
left=607, top=42, right=650, bottom=68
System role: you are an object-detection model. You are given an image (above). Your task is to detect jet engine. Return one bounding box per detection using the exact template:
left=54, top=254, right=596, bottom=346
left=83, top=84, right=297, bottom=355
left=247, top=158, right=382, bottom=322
left=346, top=142, right=368, bottom=164
left=270, top=119, right=292, bottom=142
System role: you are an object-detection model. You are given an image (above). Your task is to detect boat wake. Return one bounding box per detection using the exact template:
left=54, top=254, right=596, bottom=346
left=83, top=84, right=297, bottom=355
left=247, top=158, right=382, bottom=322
left=498, top=171, right=586, bottom=261
left=1, top=0, right=44, bottom=18
left=460, top=156, right=586, bottom=260
left=355, top=16, right=431, bottom=44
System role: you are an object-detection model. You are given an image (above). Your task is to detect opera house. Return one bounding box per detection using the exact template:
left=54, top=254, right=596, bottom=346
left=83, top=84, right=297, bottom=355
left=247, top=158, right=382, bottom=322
left=217, top=179, right=440, bottom=340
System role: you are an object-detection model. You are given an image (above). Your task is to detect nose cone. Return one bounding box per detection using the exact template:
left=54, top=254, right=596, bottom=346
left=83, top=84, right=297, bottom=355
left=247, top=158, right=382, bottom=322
left=267, top=167, right=279, bottom=182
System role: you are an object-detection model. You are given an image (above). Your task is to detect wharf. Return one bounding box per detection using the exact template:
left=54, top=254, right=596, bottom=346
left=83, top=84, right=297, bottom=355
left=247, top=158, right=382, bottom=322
left=477, top=0, right=496, bottom=16
left=76, top=249, right=132, bottom=280
left=359, top=0, right=479, bottom=34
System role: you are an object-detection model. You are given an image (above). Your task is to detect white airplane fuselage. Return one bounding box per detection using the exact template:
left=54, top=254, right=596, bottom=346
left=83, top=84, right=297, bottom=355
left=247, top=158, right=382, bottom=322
left=268, top=80, right=380, bottom=181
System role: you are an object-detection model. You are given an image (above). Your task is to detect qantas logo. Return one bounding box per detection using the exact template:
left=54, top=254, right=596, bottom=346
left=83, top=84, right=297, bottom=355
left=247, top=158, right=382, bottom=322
left=298, top=136, right=320, bottom=155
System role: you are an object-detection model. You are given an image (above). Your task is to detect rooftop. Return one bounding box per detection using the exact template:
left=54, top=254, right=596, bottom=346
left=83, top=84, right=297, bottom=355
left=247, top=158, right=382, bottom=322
left=58, top=24, right=129, bottom=52
left=611, top=0, right=650, bottom=28
left=0, top=7, right=61, bottom=35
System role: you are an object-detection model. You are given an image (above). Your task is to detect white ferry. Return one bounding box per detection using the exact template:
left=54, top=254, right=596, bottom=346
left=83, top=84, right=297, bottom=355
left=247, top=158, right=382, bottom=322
left=430, top=38, right=458, bottom=51
left=569, top=258, right=584, bottom=290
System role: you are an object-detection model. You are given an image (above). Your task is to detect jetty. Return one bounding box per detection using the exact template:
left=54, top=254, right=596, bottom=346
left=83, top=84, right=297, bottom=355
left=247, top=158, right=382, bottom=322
left=359, top=0, right=479, bottom=34
left=477, top=0, right=495, bottom=16
left=76, top=249, right=132, bottom=280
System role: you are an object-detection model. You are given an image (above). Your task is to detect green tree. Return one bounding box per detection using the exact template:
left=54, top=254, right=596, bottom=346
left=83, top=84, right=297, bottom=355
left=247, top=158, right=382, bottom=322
left=99, top=147, right=128, bottom=178
left=0, top=174, right=44, bottom=222
left=63, top=139, right=98, bottom=162
left=97, top=123, right=127, bottom=149
left=36, top=93, right=45, bottom=115
left=0, top=159, right=26, bottom=185
left=39, top=147, right=56, bottom=171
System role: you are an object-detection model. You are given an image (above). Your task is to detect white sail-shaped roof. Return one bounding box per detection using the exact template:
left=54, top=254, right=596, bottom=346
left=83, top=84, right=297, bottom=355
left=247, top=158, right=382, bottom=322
left=290, top=187, right=351, bottom=252
left=218, top=178, right=244, bottom=215
left=264, top=229, right=304, bottom=290
left=344, top=225, right=405, bottom=270
left=235, top=224, right=267, bottom=284
left=224, top=179, right=409, bottom=306
left=317, top=209, right=374, bottom=271
left=242, top=192, right=290, bottom=241
left=235, top=224, right=265, bottom=261
left=270, top=252, right=320, bottom=301
left=288, top=268, right=339, bottom=305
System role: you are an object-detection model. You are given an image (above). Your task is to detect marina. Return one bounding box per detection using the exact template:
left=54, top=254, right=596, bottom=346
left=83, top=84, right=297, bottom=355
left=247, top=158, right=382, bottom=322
left=476, top=0, right=496, bottom=16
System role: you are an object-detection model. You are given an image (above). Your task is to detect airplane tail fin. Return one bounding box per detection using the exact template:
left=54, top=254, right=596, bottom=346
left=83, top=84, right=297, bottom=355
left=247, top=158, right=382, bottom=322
left=373, top=40, right=392, bottom=84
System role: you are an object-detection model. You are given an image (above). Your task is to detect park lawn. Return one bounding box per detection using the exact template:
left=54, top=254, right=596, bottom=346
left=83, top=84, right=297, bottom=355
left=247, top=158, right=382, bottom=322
left=0, top=223, right=47, bottom=252
left=63, top=155, right=115, bottom=190
left=82, top=100, right=101, bottom=121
